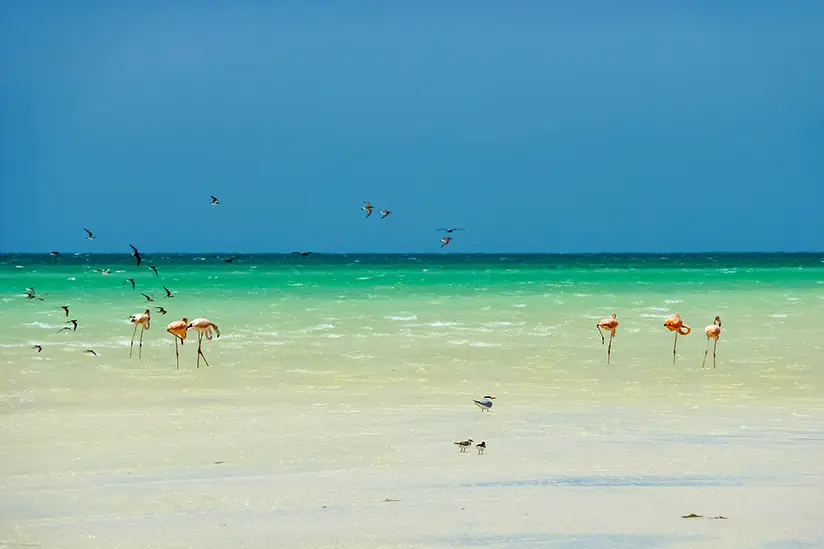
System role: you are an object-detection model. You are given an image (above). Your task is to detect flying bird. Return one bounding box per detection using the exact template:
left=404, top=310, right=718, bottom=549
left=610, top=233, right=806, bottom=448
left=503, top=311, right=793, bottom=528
left=125, top=278, right=135, bottom=289
left=664, top=314, right=691, bottom=365
left=25, top=289, right=36, bottom=300
left=210, top=195, right=220, bottom=205
left=84, top=349, right=98, bottom=356
left=155, top=307, right=168, bottom=315
left=163, top=286, right=174, bottom=298
left=437, top=228, right=465, bottom=233
left=129, top=244, right=141, bottom=267
left=362, top=201, right=374, bottom=218
left=596, top=313, right=619, bottom=364
left=141, top=293, right=154, bottom=302
left=224, top=256, right=241, bottom=263
left=476, top=441, right=486, bottom=455
left=58, top=327, right=73, bottom=333
left=440, top=237, right=452, bottom=247
left=59, top=306, right=69, bottom=317
left=50, top=251, right=60, bottom=256
left=67, top=319, right=78, bottom=331
left=380, top=209, right=391, bottom=219
left=473, top=396, right=496, bottom=412
left=454, top=439, right=474, bottom=452
left=148, top=265, right=159, bottom=277
left=32, top=344, right=43, bottom=353
left=84, top=228, right=95, bottom=240
left=702, top=316, right=722, bottom=369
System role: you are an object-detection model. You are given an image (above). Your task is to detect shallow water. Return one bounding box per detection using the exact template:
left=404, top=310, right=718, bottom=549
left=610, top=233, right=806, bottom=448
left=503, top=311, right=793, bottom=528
left=2, top=254, right=823, bottom=548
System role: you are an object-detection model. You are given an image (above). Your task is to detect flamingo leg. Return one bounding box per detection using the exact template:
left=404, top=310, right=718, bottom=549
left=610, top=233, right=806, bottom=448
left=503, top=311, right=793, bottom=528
left=129, top=324, right=137, bottom=358
left=607, top=332, right=613, bottom=364
left=713, top=338, right=718, bottom=368
left=139, top=327, right=144, bottom=359
left=673, top=332, right=678, bottom=365
left=174, top=337, right=180, bottom=370
left=196, top=333, right=201, bottom=368
left=702, top=338, right=710, bottom=368
left=596, top=325, right=604, bottom=344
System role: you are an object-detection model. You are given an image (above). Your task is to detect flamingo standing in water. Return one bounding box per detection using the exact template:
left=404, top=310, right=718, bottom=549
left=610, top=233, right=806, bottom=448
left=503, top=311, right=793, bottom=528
left=187, top=318, right=220, bottom=367
left=167, top=318, right=188, bottom=370
left=129, top=309, right=151, bottom=358
left=664, top=314, right=691, bottom=365
left=596, top=313, right=619, bottom=364
left=702, top=316, right=722, bottom=369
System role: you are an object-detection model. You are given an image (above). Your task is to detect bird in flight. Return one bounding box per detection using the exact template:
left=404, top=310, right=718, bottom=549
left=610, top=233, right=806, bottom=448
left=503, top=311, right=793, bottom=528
left=473, top=396, right=496, bottom=412
left=454, top=438, right=473, bottom=452
left=155, top=307, right=168, bottom=315
left=67, top=319, right=78, bottom=331
left=25, top=288, right=36, bottom=300
left=148, top=265, right=159, bottom=277
left=210, top=195, right=220, bottom=206
left=440, top=237, right=452, bottom=248
left=125, top=278, right=135, bottom=289
left=362, top=201, right=374, bottom=218
left=437, top=228, right=465, bottom=233
left=60, top=305, right=70, bottom=317
left=141, top=293, right=154, bottom=302
left=32, top=344, right=43, bottom=353
left=129, top=244, right=141, bottom=267
left=380, top=209, right=391, bottom=219
left=85, top=349, right=98, bottom=356
left=224, top=256, right=241, bottom=263
left=163, top=286, right=174, bottom=298
left=84, top=228, right=95, bottom=240
left=50, top=251, right=60, bottom=257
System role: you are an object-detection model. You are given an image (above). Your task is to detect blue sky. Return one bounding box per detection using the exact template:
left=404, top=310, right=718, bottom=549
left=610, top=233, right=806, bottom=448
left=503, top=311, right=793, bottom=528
left=1, top=2, right=822, bottom=253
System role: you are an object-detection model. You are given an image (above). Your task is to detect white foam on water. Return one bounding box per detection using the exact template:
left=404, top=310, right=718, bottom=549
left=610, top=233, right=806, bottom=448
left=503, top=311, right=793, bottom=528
left=385, top=315, right=417, bottom=321
left=664, top=299, right=682, bottom=304
left=769, top=314, right=789, bottom=318
left=514, top=304, right=527, bottom=308
left=469, top=341, right=502, bottom=348
left=308, top=324, right=335, bottom=331
left=427, top=321, right=461, bottom=327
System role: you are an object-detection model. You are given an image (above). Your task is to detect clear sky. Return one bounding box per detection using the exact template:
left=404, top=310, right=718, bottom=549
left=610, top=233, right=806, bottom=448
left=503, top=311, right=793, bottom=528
left=1, top=2, right=822, bottom=253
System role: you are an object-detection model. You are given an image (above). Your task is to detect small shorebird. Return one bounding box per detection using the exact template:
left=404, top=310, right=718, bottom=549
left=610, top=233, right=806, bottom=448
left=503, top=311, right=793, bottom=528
left=141, top=293, right=154, bottom=302
left=50, top=251, right=60, bottom=256
left=362, top=201, right=374, bottom=218
left=167, top=317, right=189, bottom=369
left=702, top=316, right=722, bottom=369
left=60, top=305, right=70, bottom=317
left=210, top=195, right=220, bottom=205
left=380, top=209, right=391, bottom=219
left=187, top=318, right=220, bottom=367
left=67, top=319, right=78, bottom=331
left=437, top=228, right=465, bottom=233
left=473, top=396, right=496, bottom=411
left=129, top=309, right=151, bottom=359
left=148, top=265, right=159, bottom=277
left=129, top=244, right=141, bottom=267
left=476, top=441, right=486, bottom=455
left=454, top=438, right=473, bottom=452
left=125, top=278, right=135, bottom=289
left=155, top=307, right=168, bottom=315
left=32, top=344, right=42, bottom=353
left=664, top=314, right=691, bottom=365
left=223, top=256, right=241, bottom=263
left=84, top=349, right=98, bottom=356
left=84, top=228, right=95, bottom=240
left=163, top=286, right=174, bottom=298
left=440, top=237, right=452, bottom=248
left=596, top=313, right=619, bottom=364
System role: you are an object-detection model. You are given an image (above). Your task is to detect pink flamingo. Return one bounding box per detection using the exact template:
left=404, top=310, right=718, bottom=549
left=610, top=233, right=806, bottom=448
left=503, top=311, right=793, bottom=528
left=596, top=313, right=619, bottom=364
left=702, top=316, right=722, bottom=369
left=187, top=318, right=220, bottom=367
left=129, top=309, right=151, bottom=358
left=664, top=314, right=691, bottom=365
left=166, top=318, right=188, bottom=370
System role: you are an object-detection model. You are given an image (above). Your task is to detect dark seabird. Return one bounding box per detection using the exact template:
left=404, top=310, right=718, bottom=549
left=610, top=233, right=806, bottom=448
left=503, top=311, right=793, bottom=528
left=380, top=209, right=391, bottom=219
left=156, top=307, right=168, bottom=315
left=476, top=441, right=486, bottom=455
left=125, top=279, right=135, bottom=289
left=84, top=228, right=95, bottom=240
left=224, top=256, right=241, bottom=263
left=85, top=349, right=98, bottom=356
left=362, top=201, right=374, bottom=218
left=32, top=344, right=43, bottom=353
left=210, top=195, right=220, bottom=205
left=68, top=319, right=78, bottom=331
left=141, top=293, right=154, bottom=302
left=50, top=251, right=60, bottom=256
left=163, top=286, right=174, bottom=298
left=437, top=228, right=465, bottom=233
left=129, top=244, right=141, bottom=267
left=148, top=265, right=159, bottom=277
left=60, top=305, right=70, bottom=317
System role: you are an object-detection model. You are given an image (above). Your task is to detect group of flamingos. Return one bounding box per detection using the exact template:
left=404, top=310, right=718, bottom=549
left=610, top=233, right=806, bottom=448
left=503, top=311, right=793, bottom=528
left=128, top=310, right=220, bottom=369
left=596, top=313, right=722, bottom=367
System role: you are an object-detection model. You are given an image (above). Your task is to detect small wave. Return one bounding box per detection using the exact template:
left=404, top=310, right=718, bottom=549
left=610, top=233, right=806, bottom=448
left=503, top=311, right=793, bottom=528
left=514, top=304, right=527, bottom=308
left=428, top=321, right=461, bottom=327
left=647, top=307, right=667, bottom=312
left=67, top=277, right=76, bottom=281
left=356, top=276, right=373, bottom=281
left=469, top=342, right=502, bottom=348
left=484, top=321, right=526, bottom=327
left=385, top=315, right=417, bottom=321
left=27, top=321, right=62, bottom=329
left=326, top=334, right=345, bottom=338
left=769, top=314, right=788, bottom=318
left=640, top=313, right=668, bottom=319
left=308, top=323, right=335, bottom=331
left=664, top=300, right=682, bottom=304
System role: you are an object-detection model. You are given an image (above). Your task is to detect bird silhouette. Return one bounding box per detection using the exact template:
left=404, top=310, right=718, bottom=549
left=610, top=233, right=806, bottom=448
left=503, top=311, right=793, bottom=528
left=224, top=256, right=241, bottom=263
left=210, top=195, right=220, bottom=205
left=148, top=265, right=159, bottom=277
left=129, top=244, right=141, bottom=267
left=141, top=293, right=154, bottom=302
left=156, top=307, right=168, bottom=315
left=59, top=306, right=69, bottom=317
left=437, top=228, right=465, bottom=233
left=163, top=286, right=174, bottom=298
left=84, top=228, right=95, bottom=240
left=125, top=278, right=135, bottom=289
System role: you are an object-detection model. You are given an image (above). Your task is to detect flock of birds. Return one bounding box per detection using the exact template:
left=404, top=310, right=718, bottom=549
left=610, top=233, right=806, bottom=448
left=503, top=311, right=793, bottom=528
left=360, top=201, right=465, bottom=247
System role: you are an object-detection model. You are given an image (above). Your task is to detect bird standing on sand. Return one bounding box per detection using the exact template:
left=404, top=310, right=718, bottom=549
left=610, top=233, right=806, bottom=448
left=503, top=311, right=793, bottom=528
left=664, top=314, right=691, bottom=365
left=167, top=317, right=189, bottom=369
left=596, top=313, right=619, bottom=364
left=84, top=228, right=95, bottom=240
left=454, top=438, right=473, bottom=452
left=211, top=195, right=220, bottom=205
left=476, top=441, right=486, bottom=455
left=163, top=286, right=174, bottom=298
left=473, top=396, right=496, bottom=411
left=60, top=305, right=70, bottom=317
left=32, top=344, right=42, bottom=353
left=148, top=265, right=159, bottom=277
left=380, top=209, right=391, bottom=219
left=129, top=309, right=151, bottom=359
left=362, top=201, right=374, bottom=218
left=440, top=237, right=452, bottom=248
left=129, top=244, right=141, bottom=267
left=187, top=318, right=220, bottom=368
left=125, top=278, right=135, bottom=289
left=702, top=316, right=722, bottom=369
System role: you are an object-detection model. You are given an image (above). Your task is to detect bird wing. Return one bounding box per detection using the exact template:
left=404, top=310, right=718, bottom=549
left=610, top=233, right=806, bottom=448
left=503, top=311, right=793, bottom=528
left=129, top=244, right=138, bottom=253
left=84, top=228, right=92, bottom=236
left=163, top=286, right=171, bottom=296
left=211, top=195, right=218, bottom=202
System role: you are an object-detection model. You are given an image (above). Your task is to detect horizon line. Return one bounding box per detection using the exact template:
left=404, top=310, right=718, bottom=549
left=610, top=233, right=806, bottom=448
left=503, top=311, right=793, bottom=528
left=2, top=251, right=823, bottom=256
